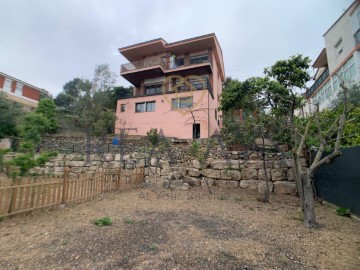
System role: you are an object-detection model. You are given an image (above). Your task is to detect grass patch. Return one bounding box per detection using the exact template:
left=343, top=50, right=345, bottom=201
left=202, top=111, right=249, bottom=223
left=291, top=211, right=304, bottom=222
left=149, top=243, right=158, bottom=250
left=234, top=196, right=241, bottom=203
left=124, top=218, right=133, bottom=225
left=336, top=207, right=351, bottom=217
left=93, top=217, right=113, bottom=226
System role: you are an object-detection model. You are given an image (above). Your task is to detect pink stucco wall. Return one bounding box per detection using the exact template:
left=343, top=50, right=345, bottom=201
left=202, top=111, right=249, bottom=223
left=115, top=90, right=215, bottom=139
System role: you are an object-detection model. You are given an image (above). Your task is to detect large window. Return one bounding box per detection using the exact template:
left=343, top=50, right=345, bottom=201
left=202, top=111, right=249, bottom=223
left=145, top=83, right=163, bottom=95
left=135, top=101, right=155, bottom=112
left=172, top=96, right=193, bottom=109
left=189, top=54, right=209, bottom=65
left=3, top=78, right=12, bottom=92
left=15, top=83, right=23, bottom=95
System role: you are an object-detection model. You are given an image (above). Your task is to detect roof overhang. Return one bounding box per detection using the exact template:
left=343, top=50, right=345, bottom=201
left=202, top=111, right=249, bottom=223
left=312, top=48, right=328, bottom=68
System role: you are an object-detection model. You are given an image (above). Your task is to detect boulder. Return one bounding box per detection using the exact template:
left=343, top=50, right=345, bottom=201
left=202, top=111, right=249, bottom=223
left=257, top=181, right=274, bottom=194
left=273, top=181, right=296, bottom=195
left=220, top=169, right=241, bottom=180
left=170, top=180, right=183, bottom=190
left=183, top=176, right=201, bottom=186
left=241, top=168, right=258, bottom=180
left=239, top=180, right=259, bottom=190
left=201, top=177, right=214, bottom=188
left=271, top=169, right=287, bottom=181
left=150, top=157, right=159, bottom=167
left=287, top=168, right=296, bottom=181
left=181, top=183, right=190, bottom=191
left=215, top=180, right=239, bottom=188
left=258, top=169, right=272, bottom=181
left=211, top=159, right=239, bottom=170
left=188, top=168, right=201, bottom=177
left=202, top=169, right=220, bottom=179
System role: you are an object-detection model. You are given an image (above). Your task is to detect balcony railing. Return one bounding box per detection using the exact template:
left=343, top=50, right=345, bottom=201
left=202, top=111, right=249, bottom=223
left=306, top=68, right=329, bottom=98
left=120, top=54, right=211, bottom=73
left=119, top=77, right=213, bottom=99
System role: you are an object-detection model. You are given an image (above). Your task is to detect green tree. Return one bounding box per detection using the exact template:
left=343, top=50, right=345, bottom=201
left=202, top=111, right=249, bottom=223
left=0, top=93, right=22, bottom=139
left=21, top=112, right=50, bottom=148
left=54, top=92, right=77, bottom=110
left=36, top=98, right=57, bottom=133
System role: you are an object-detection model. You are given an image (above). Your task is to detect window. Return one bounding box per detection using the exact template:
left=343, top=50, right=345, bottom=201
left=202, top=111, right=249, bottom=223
left=120, top=104, right=126, bottom=112
left=15, top=83, right=23, bottom=95
left=189, top=55, right=209, bottom=65
left=145, top=83, right=163, bottom=95
left=215, top=109, right=217, bottom=120
left=135, top=101, right=155, bottom=112
left=172, top=96, right=193, bottom=109
left=3, top=78, right=12, bottom=92
left=175, top=58, right=184, bottom=66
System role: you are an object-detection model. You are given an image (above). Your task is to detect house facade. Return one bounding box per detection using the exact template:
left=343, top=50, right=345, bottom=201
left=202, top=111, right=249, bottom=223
left=304, top=1, right=360, bottom=114
left=115, top=33, right=225, bottom=139
left=0, top=72, right=47, bottom=111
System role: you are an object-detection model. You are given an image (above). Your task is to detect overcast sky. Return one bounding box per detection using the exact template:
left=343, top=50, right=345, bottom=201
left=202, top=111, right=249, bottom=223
left=0, top=0, right=354, bottom=96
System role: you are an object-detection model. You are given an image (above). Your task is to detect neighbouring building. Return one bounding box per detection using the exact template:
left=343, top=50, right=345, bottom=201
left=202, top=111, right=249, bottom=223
left=115, top=33, right=225, bottom=139
left=304, top=0, right=360, bottom=114
left=0, top=72, right=48, bottom=111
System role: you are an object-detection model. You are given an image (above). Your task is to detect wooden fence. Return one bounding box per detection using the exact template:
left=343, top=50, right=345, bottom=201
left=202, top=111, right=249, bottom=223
left=0, top=167, right=144, bottom=217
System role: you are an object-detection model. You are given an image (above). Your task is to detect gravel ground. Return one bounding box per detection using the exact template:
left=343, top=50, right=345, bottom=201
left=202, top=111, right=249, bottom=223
left=0, top=186, right=359, bottom=270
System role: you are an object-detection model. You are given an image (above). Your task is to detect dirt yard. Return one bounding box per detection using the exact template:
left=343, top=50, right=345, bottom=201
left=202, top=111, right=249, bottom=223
left=0, top=186, right=359, bottom=270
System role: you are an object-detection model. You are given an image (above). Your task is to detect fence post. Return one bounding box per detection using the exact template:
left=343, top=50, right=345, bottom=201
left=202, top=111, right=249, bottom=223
left=100, top=167, right=104, bottom=194
left=8, top=177, right=19, bottom=214
left=61, top=167, right=70, bottom=205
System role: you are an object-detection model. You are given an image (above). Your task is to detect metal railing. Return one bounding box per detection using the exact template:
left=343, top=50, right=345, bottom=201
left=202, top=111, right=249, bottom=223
left=306, top=68, right=329, bottom=98
left=121, top=56, right=166, bottom=73
left=119, top=77, right=213, bottom=99
left=354, top=28, right=360, bottom=45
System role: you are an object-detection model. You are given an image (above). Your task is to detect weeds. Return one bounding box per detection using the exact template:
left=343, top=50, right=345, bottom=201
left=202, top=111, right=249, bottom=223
left=149, top=243, right=158, bottom=250
left=336, top=207, right=351, bottom=217
left=124, top=218, right=133, bottom=225
left=234, top=196, right=241, bottom=203
left=93, top=217, right=113, bottom=226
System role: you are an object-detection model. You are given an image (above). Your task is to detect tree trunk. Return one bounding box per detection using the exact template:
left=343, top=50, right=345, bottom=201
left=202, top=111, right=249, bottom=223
left=302, top=171, right=317, bottom=228
left=261, top=140, right=270, bottom=203
left=86, top=127, right=91, bottom=163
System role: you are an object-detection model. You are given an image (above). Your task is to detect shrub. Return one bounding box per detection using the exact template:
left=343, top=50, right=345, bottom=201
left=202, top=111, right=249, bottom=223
left=93, top=217, right=113, bottom=226
left=6, top=154, right=35, bottom=176
left=0, top=148, right=10, bottom=173
left=124, top=218, right=133, bottom=225
left=336, top=207, right=351, bottom=217
left=36, top=151, right=58, bottom=166
left=146, top=128, right=160, bottom=147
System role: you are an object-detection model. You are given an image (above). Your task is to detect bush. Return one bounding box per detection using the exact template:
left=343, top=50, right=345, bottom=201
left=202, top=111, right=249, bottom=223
left=0, top=148, right=10, bottom=173
left=336, top=207, right=351, bottom=217
left=93, top=217, right=113, bottom=226
left=146, top=128, right=160, bottom=147
left=35, top=151, right=58, bottom=166
left=6, top=154, right=35, bottom=176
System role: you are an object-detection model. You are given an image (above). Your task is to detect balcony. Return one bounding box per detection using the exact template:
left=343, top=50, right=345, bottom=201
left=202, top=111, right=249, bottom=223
left=119, top=77, right=213, bottom=99
left=306, top=68, right=329, bottom=98
left=120, top=54, right=212, bottom=86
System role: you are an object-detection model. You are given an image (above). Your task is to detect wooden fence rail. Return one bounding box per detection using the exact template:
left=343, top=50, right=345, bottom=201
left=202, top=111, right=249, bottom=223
left=0, top=167, right=144, bottom=217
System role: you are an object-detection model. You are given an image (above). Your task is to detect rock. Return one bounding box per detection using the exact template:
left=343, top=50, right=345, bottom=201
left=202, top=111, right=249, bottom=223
left=258, top=181, right=274, bottom=194
left=287, top=168, right=296, bottom=181
left=220, top=169, right=241, bottom=180
left=211, top=159, right=239, bottom=170
left=239, top=180, right=259, bottom=190
left=169, top=172, right=182, bottom=180
left=160, top=168, right=170, bottom=176
left=163, top=180, right=170, bottom=189
left=258, top=169, right=272, bottom=181
left=244, top=160, right=263, bottom=169
left=188, top=168, right=201, bottom=177
left=67, top=161, right=86, bottom=167
left=181, top=183, right=189, bottom=191
left=241, top=168, right=258, bottom=180
left=102, top=154, right=113, bottom=162
left=136, top=158, right=147, bottom=168
left=273, top=181, right=296, bottom=195
left=215, top=180, right=239, bottom=188
left=150, top=157, right=158, bottom=167
left=192, top=159, right=210, bottom=169
left=183, top=176, right=201, bottom=186
left=271, top=169, right=287, bottom=181
left=170, top=180, right=183, bottom=190
left=201, top=177, right=214, bottom=188
left=202, top=169, right=221, bottom=179
left=148, top=167, right=160, bottom=176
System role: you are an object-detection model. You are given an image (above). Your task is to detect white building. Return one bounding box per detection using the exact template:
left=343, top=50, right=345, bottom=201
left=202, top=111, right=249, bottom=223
left=304, top=0, right=360, bottom=113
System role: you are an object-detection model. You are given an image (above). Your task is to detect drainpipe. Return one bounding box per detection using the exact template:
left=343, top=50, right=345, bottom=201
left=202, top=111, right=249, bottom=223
left=208, top=90, right=210, bottom=138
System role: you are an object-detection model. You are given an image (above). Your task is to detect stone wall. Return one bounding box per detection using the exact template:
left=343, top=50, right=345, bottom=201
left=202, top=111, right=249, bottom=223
left=145, top=151, right=306, bottom=195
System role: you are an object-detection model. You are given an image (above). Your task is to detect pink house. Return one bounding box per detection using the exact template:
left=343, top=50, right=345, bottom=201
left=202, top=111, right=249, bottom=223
left=115, top=33, right=225, bottom=139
